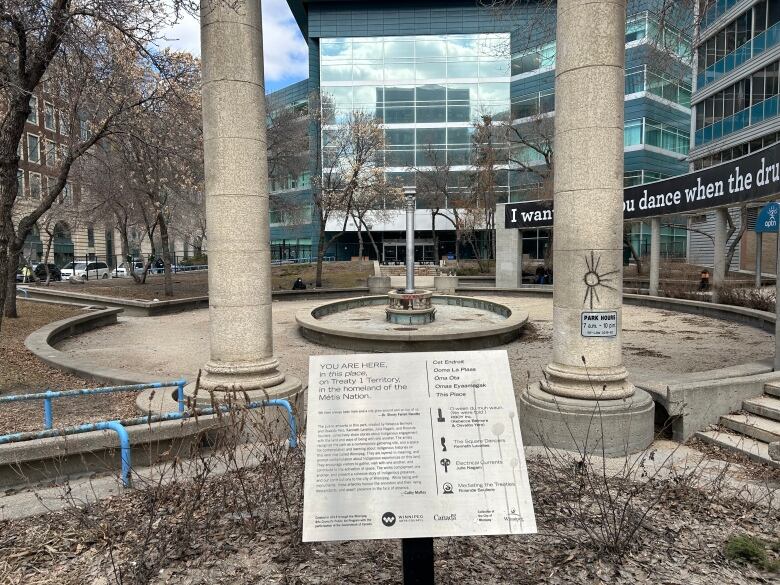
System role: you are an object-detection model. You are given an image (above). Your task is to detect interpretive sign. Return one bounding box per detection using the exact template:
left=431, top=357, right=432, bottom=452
left=505, top=142, right=780, bottom=229
left=302, top=350, right=537, bottom=542
left=581, top=311, right=618, bottom=337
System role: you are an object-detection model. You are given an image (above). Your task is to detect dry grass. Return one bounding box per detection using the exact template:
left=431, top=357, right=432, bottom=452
left=22, top=261, right=374, bottom=301
left=0, top=301, right=137, bottom=434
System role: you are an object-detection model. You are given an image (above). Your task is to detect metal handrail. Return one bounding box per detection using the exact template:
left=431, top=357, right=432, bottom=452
left=0, top=380, right=187, bottom=429
left=0, top=384, right=298, bottom=488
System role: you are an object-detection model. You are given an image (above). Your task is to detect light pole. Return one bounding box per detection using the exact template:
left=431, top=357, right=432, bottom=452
left=405, top=193, right=416, bottom=293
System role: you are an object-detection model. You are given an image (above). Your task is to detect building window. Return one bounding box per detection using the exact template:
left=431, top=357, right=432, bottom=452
left=87, top=226, right=95, bottom=247
left=59, top=113, right=69, bottom=136
left=61, top=182, right=72, bottom=205
left=29, top=173, right=42, bottom=199
left=44, top=102, right=55, bottom=130
left=27, top=133, right=40, bottom=163
left=45, top=139, right=56, bottom=166
left=694, top=59, right=780, bottom=146
left=79, top=119, right=90, bottom=141
left=27, top=96, right=38, bottom=125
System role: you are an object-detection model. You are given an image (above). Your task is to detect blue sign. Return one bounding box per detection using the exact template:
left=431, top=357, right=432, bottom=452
left=755, top=202, right=780, bottom=233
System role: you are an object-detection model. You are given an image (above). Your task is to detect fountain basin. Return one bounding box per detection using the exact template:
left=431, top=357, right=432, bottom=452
left=296, top=294, right=528, bottom=352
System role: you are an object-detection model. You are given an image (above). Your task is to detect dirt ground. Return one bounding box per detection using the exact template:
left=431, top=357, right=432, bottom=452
left=19, top=261, right=374, bottom=300
left=0, top=437, right=776, bottom=585
left=0, top=301, right=137, bottom=435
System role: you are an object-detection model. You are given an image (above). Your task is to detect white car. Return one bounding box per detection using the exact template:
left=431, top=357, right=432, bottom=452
left=61, top=261, right=111, bottom=280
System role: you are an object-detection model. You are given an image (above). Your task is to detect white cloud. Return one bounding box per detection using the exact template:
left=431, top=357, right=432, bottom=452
left=159, top=0, right=308, bottom=84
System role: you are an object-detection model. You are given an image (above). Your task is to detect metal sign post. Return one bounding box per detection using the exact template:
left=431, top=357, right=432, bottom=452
left=402, top=538, right=434, bottom=585
left=756, top=202, right=780, bottom=371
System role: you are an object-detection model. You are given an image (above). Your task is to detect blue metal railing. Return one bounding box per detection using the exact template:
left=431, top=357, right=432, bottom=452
left=0, top=381, right=187, bottom=430
left=0, top=382, right=298, bottom=488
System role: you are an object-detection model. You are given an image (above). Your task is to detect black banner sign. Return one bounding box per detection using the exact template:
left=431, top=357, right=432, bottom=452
left=504, top=142, right=780, bottom=229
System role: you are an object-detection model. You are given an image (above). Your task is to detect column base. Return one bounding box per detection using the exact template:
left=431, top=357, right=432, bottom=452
left=519, top=382, right=654, bottom=456
left=542, top=361, right=635, bottom=400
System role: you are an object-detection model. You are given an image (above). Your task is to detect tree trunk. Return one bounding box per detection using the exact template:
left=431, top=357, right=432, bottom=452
left=624, top=232, right=642, bottom=275
left=4, top=248, right=20, bottom=318
left=360, top=216, right=381, bottom=260
left=158, top=212, right=174, bottom=297
left=316, top=224, right=327, bottom=288
left=353, top=215, right=364, bottom=259
left=725, top=205, right=747, bottom=275
left=43, top=232, right=54, bottom=285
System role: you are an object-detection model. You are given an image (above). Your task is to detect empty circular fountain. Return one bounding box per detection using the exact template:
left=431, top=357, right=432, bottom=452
left=296, top=294, right=529, bottom=352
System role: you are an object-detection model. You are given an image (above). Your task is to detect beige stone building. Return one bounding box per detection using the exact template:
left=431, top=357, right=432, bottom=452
left=13, top=87, right=117, bottom=268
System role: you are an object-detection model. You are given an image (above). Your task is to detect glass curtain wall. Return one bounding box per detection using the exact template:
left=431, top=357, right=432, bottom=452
left=320, top=33, right=512, bottom=201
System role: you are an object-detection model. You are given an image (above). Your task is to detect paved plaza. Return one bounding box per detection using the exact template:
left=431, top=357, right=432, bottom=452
left=59, top=296, right=774, bottom=396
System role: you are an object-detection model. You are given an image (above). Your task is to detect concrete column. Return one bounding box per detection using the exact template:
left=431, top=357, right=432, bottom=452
left=649, top=218, right=660, bottom=296
left=197, top=0, right=300, bottom=399
left=755, top=232, right=763, bottom=288
left=519, top=0, right=653, bottom=456
left=713, top=207, right=728, bottom=303
left=541, top=0, right=632, bottom=400
left=495, top=204, right=523, bottom=288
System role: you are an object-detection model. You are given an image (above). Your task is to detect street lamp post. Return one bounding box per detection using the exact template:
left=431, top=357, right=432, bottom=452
left=405, top=193, right=416, bottom=294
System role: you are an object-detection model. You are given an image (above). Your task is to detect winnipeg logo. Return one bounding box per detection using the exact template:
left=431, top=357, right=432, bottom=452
left=381, top=512, right=397, bottom=527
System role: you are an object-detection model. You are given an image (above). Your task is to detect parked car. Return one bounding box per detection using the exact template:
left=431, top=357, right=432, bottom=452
left=15, top=263, right=62, bottom=282
left=112, top=263, right=129, bottom=277
left=61, top=261, right=111, bottom=280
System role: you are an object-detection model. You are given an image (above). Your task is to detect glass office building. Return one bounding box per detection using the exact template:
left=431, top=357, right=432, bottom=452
left=270, top=0, right=694, bottom=262
left=687, top=0, right=780, bottom=271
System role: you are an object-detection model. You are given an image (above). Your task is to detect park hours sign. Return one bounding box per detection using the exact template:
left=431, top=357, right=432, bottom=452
left=302, top=350, right=537, bottom=542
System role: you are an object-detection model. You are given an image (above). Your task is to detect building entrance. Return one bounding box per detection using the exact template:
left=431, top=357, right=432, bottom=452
left=382, top=238, right=435, bottom=264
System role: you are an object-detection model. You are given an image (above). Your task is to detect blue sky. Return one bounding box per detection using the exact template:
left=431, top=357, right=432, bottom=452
left=160, top=0, right=308, bottom=93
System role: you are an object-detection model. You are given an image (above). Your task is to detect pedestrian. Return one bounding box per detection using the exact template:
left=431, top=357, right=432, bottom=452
left=292, top=277, right=306, bottom=290
left=535, top=264, right=546, bottom=285
left=698, top=269, right=710, bottom=291
left=21, top=265, right=32, bottom=283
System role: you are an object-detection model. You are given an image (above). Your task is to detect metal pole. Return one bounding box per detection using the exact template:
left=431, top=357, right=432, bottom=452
left=405, top=193, right=416, bottom=293
left=402, top=538, right=434, bottom=585
left=756, top=232, right=763, bottom=288
left=775, top=231, right=780, bottom=370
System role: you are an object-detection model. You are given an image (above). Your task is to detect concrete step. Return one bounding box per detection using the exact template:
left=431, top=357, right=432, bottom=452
left=765, top=383, right=780, bottom=399
left=695, top=430, right=779, bottom=469
left=720, top=413, right=780, bottom=443
left=743, top=395, right=780, bottom=422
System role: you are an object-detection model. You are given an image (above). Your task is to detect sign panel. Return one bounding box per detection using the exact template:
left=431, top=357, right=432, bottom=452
left=302, top=350, right=537, bottom=542
left=505, top=142, right=780, bottom=229
left=755, top=201, right=779, bottom=233
left=581, top=311, right=618, bottom=337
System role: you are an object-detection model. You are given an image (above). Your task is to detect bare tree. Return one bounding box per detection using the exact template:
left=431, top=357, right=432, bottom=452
left=414, top=145, right=464, bottom=265
left=311, top=108, right=385, bottom=287
left=0, top=0, right=197, bottom=324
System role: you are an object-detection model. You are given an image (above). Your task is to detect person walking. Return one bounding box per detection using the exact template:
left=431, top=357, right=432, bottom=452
left=21, top=265, right=32, bottom=283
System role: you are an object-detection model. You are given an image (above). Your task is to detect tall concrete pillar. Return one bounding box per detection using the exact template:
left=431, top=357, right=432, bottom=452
left=649, top=218, right=660, bottom=296
left=519, top=0, right=653, bottom=455
left=712, top=208, right=728, bottom=303
left=196, top=0, right=300, bottom=401
left=755, top=232, right=762, bottom=288
left=496, top=204, right=523, bottom=288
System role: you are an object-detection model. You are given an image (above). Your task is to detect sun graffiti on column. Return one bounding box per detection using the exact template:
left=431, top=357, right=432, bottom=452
left=582, top=250, right=619, bottom=310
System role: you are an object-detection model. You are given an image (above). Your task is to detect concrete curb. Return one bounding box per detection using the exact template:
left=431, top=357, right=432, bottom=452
left=296, top=294, right=529, bottom=352
left=0, top=414, right=223, bottom=490
left=19, top=286, right=370, bottom=317
left=25, top=307, right=159, bottom=386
